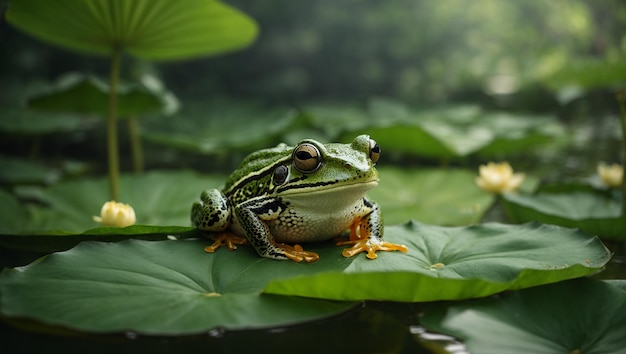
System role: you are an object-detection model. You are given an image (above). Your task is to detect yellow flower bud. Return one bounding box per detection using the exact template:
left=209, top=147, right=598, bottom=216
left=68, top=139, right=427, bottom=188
left=475, top=162, right=525, bottom=194
left=93, top=201, right=136, bottom=227
left=597, top=162, right=623, bottom=188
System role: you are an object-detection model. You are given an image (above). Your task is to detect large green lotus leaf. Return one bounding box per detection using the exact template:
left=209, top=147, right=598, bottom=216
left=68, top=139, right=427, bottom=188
left=0, top=239, right=356, bottom=335
left=0, top=106, right=94, bottom=135
left=0, top=221, right=610, bottom=334
left=0, top=155, right=61, bottom=185
left=370, top=167, right=494, bottom=225
left=264, top=221, right=611, bottom=301
left=14, top=170, right=223, bottom=233
left=142, top=100, right=298, bottom=154
left=0, top=190, right=29, bottom=235
left=6, top=0, right=258, bottom=61
left=502, top=191, right=626, bottom=241
left=338, top=123, right=491, bottom=159
left=420, top=278, right=626, bottom=354
left=476, top=112, right=566, bottom=157
left=27, top=73, right=178, bottom=117
left=0, top=225, right=198, bottom=254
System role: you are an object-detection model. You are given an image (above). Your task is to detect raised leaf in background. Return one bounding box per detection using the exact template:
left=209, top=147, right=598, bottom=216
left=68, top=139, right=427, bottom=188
left=370, top=168, right=493, bottom=225
left=0, top=155, right=61, bottom=185
left=6, top=0, right=259, bottom=201
left=503, top=191, right=625, bottom=241
left=0, top=239, right=356, bottom=335
left=476, top=112, right=566, bottom=157
left=143, top=100, right=299, bottom=154
left=0, top=190, right=29, bottom=235
left=0, top=107, right=94, bottom=135
left=420, top=278, right=626, bottom=354
left=330, top=99, right=564, bottom=159
left=6, top=0, right=258, bottom=60
left=27, top=73, right=178, bottom=117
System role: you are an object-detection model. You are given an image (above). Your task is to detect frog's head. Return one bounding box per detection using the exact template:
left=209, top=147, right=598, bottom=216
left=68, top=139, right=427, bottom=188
left=274, top=135, right=380, bottom=196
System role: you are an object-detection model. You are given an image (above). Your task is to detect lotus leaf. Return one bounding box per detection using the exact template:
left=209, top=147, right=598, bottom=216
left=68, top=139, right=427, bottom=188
left=420, top=278, right=626, bottom=354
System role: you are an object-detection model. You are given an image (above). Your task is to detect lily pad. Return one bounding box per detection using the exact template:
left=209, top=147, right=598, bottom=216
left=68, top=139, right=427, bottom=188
left=264, top=221, right=610, bottom=301
left=0, top=106, right=94, bottom=135
left=370, top=167, right=493, bottom=225
left=0, top=190, right=29, bottom=235
left=142, top=100, right=298, bottom=154
left=0, top=221, right=610, bottom=335
left=0, top=225, right=197, bottom=254
left=502, top=191, right=626, bottom=241
left=0, top=155, right=61, bottom=185
left=0, top=239, right=356, bottom=335
left=6, top=170, right=223, bottom=234
left=6, top=0, right=258, bottom=61
left=27, top=73, right=178, bottom=117
left=332, top=99, right=564, bottom=160
left=420, top=278, right=626, bottom=354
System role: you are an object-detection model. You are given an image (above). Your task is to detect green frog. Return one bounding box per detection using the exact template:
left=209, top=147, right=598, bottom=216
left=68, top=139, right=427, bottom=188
left=191, top=135, right=407, bottom=262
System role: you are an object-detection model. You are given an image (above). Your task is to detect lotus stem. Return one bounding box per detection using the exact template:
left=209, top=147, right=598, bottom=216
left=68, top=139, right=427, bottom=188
left=107, top=47, right=122, bottom=201
left=128, top=115, right=144, bottom=174
left=617, top=91, right=626, bottom=217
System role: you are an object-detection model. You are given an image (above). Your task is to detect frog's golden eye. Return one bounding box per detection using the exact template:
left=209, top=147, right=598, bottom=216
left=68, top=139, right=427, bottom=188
left=369, top=139, right=381, bottom=164
left=273, top=165, right=289, bottom=185
left=293, top=143, right=322, bottom=173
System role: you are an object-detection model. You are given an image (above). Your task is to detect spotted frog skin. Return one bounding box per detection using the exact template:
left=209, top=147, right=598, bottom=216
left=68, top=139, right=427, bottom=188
left=191, top=135, right=407, bottom=262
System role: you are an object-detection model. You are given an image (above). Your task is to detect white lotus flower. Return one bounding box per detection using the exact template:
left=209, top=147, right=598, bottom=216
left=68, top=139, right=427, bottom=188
left=597, top=162, right=623, bottom=188
left=93, top=201, right=136, bottom=227
left=475, top=162, right=525, bottom=194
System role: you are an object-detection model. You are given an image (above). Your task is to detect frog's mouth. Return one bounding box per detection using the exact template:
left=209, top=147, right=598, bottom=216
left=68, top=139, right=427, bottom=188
left=277, top=179, right=378, bottom=196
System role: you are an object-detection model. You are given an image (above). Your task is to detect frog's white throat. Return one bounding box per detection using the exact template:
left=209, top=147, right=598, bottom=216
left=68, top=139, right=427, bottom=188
left=277, top=180, right=378, bottom=214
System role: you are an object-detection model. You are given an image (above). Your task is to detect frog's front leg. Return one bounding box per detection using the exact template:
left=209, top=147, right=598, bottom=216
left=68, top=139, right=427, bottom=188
left=235, top=198, right=320, bottom=263
left=337, top=198, right=408, bottom=259
left=191, top=189, right=247, bottom=251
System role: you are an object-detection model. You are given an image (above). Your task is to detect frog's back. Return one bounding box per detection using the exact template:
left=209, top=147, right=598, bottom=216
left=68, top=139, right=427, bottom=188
left=222, top=144, right=292, bottom=195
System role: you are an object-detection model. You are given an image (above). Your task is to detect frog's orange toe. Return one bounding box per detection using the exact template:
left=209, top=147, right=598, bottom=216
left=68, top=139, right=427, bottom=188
left=204, top=232, right=247, bottom=253
left=340, top=237, right=408, bottom=259
left=278, top=243, right=320, bottom=263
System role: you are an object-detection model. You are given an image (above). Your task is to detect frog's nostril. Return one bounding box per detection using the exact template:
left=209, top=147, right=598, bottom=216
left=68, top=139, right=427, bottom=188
left=344, top=163, right=352, bottom=169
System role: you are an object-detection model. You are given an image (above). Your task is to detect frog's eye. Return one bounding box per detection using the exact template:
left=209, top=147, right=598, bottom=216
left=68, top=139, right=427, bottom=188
left=273, top=165, right=289, bottom=185
left=293, top=143, right=322, bottom=173
left=369, top=139, right=381, bottom=164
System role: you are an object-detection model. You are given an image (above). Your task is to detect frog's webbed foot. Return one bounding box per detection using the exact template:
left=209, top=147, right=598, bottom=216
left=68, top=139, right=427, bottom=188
left=337, top=236, right=408, bottom=259
left=276, top=243, right=320, bottom=263
left=204, top=232, right=247, bottom=253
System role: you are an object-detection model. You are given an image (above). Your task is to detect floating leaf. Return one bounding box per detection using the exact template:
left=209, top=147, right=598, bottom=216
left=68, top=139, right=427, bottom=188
left=420, top=278, right=626, bottom=354
left=0, top=239, right=356, bottom=335
left=0, top=155, right=61, bottom=185
left=502, top=191, right=626, bottom=241
left=0, top=107, right=94, bottom=135
left=0, top=190, right=29, bottom=235
left=6, top=0, right=258, bottom=61
left=27, top=73, right=178, bottom=117
left=143, top=100, right=298, bottom=154
left=370, top=168, right=493, bottom=225
left=0, top=225, right=197, bottom=254
left=0, top=221, right=610, bottom=335
left=264, top=221, right=610, bottom=301
left=1, top=170, right=223, bottom=234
